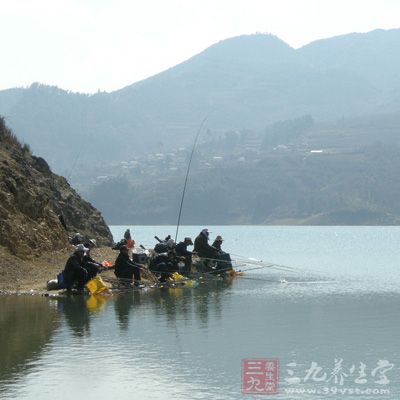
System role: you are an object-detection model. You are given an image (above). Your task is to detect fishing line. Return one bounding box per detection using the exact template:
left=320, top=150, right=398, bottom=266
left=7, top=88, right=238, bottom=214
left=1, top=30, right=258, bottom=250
left=175, top=115, right=209, bottom=242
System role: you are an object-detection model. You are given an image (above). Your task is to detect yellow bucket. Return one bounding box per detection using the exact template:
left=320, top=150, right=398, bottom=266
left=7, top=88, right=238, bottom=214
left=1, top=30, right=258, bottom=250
left=169, top=272, right=185, bottom=281
left=86, top=276, right=109, bottom=295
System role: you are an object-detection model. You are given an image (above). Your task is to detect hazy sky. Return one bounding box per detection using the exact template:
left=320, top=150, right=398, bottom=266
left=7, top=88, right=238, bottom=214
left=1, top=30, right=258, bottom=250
left=1, top=0, right=399, bottom=93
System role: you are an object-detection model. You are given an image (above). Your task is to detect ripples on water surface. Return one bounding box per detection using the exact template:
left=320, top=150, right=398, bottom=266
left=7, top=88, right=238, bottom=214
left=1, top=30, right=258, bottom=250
left=1, top=226, right=400, bottom=399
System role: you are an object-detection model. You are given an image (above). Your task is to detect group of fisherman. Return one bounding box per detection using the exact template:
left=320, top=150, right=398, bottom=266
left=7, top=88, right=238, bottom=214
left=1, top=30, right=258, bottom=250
left=61, top=228, right=232, bottom=291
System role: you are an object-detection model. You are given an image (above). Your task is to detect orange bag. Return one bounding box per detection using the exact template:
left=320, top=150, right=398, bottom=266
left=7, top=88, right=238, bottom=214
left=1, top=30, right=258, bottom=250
left=101, top=260, right=113, bottom=268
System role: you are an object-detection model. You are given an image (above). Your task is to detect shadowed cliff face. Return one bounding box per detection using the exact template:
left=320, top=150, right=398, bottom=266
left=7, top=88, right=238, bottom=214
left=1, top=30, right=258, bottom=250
left=0, top=117, right=113, bottom=258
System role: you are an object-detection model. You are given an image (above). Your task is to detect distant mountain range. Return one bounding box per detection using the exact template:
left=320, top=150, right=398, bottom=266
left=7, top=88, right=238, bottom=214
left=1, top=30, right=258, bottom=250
left=1, top=28, right=400, bottom=173
left=2, top=28, right=400, bottom=225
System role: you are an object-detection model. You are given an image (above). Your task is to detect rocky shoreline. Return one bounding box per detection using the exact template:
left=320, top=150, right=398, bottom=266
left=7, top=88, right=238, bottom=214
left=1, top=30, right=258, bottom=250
left=0, top=117, right=116, bottom=296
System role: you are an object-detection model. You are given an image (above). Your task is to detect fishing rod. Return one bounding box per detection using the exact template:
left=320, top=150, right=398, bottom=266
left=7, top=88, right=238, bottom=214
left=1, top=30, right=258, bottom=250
left=230, top=253, right=324, bottom=275
left=197, top=256, right=297, bottom=274
left=238, top=264, right=294, bottom=273
left=235, top=275, right=283, bottom=283
left=238, top=261, right=322, bottom=275
left=66, top=108, right=91, bottom=182
left=66, top=149, right=83, bottom=182
left=174, top=115, right=209, bottom=242
left=234, top=260, right=298, bottom=273
left=189, top=257, right=285, bottom=277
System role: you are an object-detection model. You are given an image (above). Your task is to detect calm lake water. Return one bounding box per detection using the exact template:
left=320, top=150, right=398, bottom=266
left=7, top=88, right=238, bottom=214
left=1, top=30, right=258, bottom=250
left=1, top=226, right=400, bottom=399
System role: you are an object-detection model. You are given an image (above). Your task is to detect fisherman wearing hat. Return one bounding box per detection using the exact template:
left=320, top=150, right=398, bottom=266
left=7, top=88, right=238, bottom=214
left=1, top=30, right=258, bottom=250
left=175, top=237, right=194, bottom=273
left=212, top=235, right=224, bottom=252
left=194, top=229, right=218, bottom=260
left=212, top=235, right=233, bottom=271
left=63, top=243, right=89, bottom=290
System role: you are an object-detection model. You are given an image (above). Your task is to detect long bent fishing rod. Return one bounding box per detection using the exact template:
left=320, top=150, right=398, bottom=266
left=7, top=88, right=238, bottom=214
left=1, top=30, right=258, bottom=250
left=198, top=256, right=297, bottom=274
left=174, top=115, right=209, bottom=242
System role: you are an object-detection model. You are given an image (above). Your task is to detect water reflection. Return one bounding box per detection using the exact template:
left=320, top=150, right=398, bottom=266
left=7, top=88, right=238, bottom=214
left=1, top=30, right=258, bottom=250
left=111, top=278, right=233, bottom=330
left=51, top=277, right=233, bottom=338
left=114, top=290, right=141, bottom=330
left=155, top=278, right=231, bottom=327
left=85, top=293, right=109, bottom=313
left=1, top=279, right=400, bottom=399
left=0, top=296, right=58, bottom=389
left=57, top=295, right=91, bottom=337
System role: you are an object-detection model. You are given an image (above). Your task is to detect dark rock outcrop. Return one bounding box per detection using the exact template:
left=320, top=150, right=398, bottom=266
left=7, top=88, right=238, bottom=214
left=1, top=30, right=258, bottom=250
left=0, top=117, right=113, bottom=258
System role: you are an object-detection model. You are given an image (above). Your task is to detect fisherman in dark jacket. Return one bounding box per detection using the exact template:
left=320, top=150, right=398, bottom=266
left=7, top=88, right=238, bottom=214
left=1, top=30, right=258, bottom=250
left=194, top=229, right=218, bottom=259
left=82, top=239, right=101, bottom=279
left=175, top=237, right=193, bottom=273
left=149, top=250, right=178, bottom=282
left=194, top=229, right=219, bottom=272
left=114, top=245, right=141, bottom=285
left=212, top=235, right=233, bottom=271
left=63, top=244, right=89, bottom=290
left=212, top=235, right=223, bottom=251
